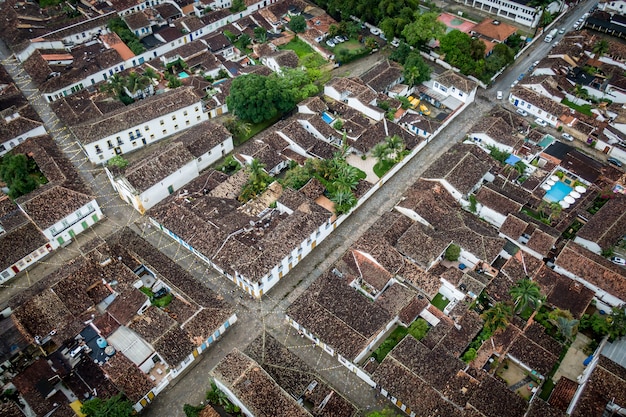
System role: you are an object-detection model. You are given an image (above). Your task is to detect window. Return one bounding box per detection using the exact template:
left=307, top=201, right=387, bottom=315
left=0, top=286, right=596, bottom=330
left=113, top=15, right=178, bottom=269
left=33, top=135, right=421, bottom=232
left=95, top=145, right=102, bottom=154
left=107, top=140, right=113, bottom=149
left=75, top=208, right=82, bottom=217
left=186, top=120, right=190, bottom=126
left=197, top=116, right=201, bottom=121
left=195, top=106, right=199, bottom=112
left=162, top=130, right=167, bottom=135
left=150, top=134, right=155, bottom=139
left=174, top=124, right=179, bottom=130
left=167, top=185, right=174, bottom=194
left=117, top=137, right=123, bottom=145
left=145, top=125, right=150, bottom=131
left=172, top=115, right=177, bottom=120
left=183, top=110, right=188, bottom=116
left=160, top=120, right=165, bottom=125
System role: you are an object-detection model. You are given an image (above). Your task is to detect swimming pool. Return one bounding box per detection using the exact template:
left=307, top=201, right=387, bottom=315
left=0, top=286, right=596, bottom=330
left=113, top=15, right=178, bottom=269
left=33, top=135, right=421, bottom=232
left=178, top=71, right=190, bottom=79
left=538, top=135, right=555, bottom=148
left=321, top=111, right=334, bottom=124
left=544, top=181, right=573, bottom=203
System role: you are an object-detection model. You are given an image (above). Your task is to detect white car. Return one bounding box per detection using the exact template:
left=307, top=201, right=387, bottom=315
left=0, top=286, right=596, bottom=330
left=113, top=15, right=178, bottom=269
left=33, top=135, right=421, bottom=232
left=391, top=38, right=400, bottom=47
left=561, top=133, right=574, bottom=141
left=326, top=39, right=336, bottom=47
left=516, top=108, right=528, bottom=116
left=559, top=28, right=565, bottom=34
left=497, top=91, right=503, bottom=100
left=511, top=80, right=519, bottom=88
left=370, top=27, right=381, bottom=35
left=535, top=118, right=548, bottom=127
left=611, top=256, right=626, bottom=266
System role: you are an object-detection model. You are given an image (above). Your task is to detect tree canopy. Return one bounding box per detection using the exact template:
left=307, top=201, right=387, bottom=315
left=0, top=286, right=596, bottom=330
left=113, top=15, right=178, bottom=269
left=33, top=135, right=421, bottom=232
left=439, top=30, right=486, bottom=77
left=403, top=51, right=432, bottom=86
left=289, top=15, right=307, bottom=33
left=0, top=153, right=44, bottom=199
left=81, top=394, right=133, bottom=417
left=402, top=12, right=446, bottom=48
left=509, top=278, right=544, bottom=313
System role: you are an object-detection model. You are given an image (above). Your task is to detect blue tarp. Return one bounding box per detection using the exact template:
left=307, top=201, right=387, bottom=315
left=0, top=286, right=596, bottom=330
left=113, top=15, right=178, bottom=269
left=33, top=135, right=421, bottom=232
left=505, top=154, right=521, bottom=165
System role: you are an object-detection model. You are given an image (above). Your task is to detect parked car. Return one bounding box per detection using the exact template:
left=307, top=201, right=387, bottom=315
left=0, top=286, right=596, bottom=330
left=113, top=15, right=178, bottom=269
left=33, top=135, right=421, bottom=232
left=610, top=256, right=626, bottom=266
left=535, top=118, right=548, bottom=127
left=391, top=38, right=400, bottom=47
left=518, top=73, right=525, bottom=80
left=516, top=108, right=528, bottom=116
left=511, top=80, right=519, bottom=88
left=559, top=28, right=565, bottom=34
left=497, top=91, right=503, bottom=100
left=326, top=39, right=336, bottom=47
left=608, top=157, right=623, bottom=167
left=534, top=60, right=540, bottom=66
left=333, top=36, right=343, bottom=44
left=561, top=133, right=574, bottom=141
left=370, top=27, right=381, bottom=35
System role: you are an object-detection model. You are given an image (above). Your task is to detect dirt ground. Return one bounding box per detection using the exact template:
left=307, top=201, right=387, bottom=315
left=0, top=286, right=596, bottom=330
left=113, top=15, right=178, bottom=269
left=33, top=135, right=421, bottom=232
left=553, top=333, right=590, bottom=382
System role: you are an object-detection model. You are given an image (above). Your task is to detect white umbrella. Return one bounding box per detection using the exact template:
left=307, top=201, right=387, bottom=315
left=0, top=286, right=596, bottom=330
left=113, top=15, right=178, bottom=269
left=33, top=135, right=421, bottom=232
left=550, top=175, right=560, bottom=181
left=575, top=185, right=587, bottom=193
left=564, top=195, right=576, bottom=204
left=546, top=179, right=556, bottom=186
left=559, top=201, right=570, bottom=209
left=542, top=184, right=552, bottom=191
left=570, top=191, right=581, bottom=199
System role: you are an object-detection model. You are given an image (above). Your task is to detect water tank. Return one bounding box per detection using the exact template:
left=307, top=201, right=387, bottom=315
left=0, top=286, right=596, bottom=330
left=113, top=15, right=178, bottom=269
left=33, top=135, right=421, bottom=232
left=104, top=346, right=116, bottom=356
left=96, top=337, right=108, bottom=349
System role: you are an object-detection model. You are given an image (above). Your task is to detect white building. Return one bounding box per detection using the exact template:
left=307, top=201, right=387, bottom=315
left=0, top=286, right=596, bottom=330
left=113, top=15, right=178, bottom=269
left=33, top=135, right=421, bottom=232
left=0, top=105, right=47, bottom=157
left=71, top=87, right=206, bottom=164
left=324, top=77, right=385, bottom=121
left=462, top=0, right=541, bottom=28
left=105, top=121, right=233, bottom=214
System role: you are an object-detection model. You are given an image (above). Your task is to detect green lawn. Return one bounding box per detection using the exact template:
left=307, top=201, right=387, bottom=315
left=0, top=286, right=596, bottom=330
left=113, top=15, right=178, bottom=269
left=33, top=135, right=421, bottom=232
left=233, top=113, right=282, bottom=146
left=373, top=159, right=395, bottom=178
left=279, top=37, right=315, bottom=57
left=431, top=293, right=450, bottom=311
left=561, top=98, right=594, bottom=117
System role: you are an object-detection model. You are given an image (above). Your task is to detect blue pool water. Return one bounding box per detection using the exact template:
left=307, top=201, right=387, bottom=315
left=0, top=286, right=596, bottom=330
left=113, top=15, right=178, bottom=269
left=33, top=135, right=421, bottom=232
left=322, top=111, right=334, bottom=124
left=178, top=71, right=190, bottom=79
left=538, top=135, right=555, bottom=148
left=544, top=181, right=573, bottom=203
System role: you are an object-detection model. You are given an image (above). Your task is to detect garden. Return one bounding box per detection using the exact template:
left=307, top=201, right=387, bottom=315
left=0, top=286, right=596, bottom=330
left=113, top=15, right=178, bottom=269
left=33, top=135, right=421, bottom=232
left=370, top=319, right=429, bottom=362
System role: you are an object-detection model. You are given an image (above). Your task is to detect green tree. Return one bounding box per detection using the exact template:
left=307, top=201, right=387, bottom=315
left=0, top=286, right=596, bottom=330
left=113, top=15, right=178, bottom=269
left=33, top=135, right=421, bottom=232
left=239, top=159, right=272, bottom=202
left=366, top=408, right=401, bottom=417
left=408, top=318, right=429, bottom=340
left=371, top=142, right=391, bottom=163
left=254, top=26, right=267, bottom=42
left=282, top=165, right=313, bottom=190
left=183, top=404, right=205, bottom=417
left=81, top=394, right=133, bottom=417
left=237, top=33, right=252, bottom=51
left=481, top=302, right=513, bottom=333
left=509, top=278, right=544, bottom=313
left=439, top=29, right=486, bottom=76
left=125, top=71, right=151, bottom=94
left=462, top=348, right=477, bottom=363
left=402, top=12, right=446, bottom=48
left=230, top=0, right=245, bottom=12
left=385, top=135, right=405, bottom=160
left=540, top=8, right=553, bottom=26
left=107, top=18, right=145, bottom=54
left=549, top=309, right=579, bottom=341
left=390, top=41, right=412, bottom=65
left=223, top=116, right=251, bottom=138
left=107, top=155, right=129, bottom=169
left=289, top=15, right=307, bottom=33
left=403, top=51, right=431, bottom=85
left=227, top=74, right=298, bottom=123
left=445, top=243, right=461, bottom=261
left=0, top=153, right=40, bottom=199
left=100, top=73, right=126, bottom=96
left=592, top=39, right=609, bottom=58
left=330, top=190, right=357, bottom=214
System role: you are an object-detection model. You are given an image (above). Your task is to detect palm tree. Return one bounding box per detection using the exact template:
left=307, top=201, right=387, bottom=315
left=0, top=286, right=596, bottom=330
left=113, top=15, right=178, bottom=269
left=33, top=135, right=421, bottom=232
left=592, top=39, right=609, bottom=59
left=125, top=72, right=150, bottom=94
left=100, top=73, right=126, bottom=96
left=549, top=202, right=563, bottom=223
left=371, top=142, right=391, bottom=163
left=509, top=278, right=544, bottom=313
left=248, top=158, right=267, bottom=186
left=555, top=316, right=579, bottom=341
left=540, top=7, right=553, bottom=26
left=385, top=135, right=405, bottom=159
left=481, top=302, right=513, bottom=333
left=333, top=166, right=360, bottom=192
left=574, top=85, right=590, bottom=104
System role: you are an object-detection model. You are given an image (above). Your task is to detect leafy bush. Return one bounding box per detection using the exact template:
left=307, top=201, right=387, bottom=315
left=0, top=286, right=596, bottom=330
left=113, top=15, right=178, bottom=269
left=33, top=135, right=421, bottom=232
left=445, top=244, right=461, bottom=261
left=462, top=348, right=477, bottom=363
left=408, top=318, right=429, bottom=340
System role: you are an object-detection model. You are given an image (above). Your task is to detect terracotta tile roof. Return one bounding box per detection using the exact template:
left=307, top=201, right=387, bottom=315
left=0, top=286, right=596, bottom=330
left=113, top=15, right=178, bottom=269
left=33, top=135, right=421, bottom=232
left=375, top=282, right=417, bottom=317
left=471, top=18, right=517, bottom=42
left=511, top=86, right=568, bottom=118
left=422, top=143, right=495, bottom=195
left=102, top=353, right=155, bottom=402
left=395, top=222, right=449, bottom=268
left=535, top=266, right=594, bottom=318
left=352, top=249, right=392, bottom=292
left=299, top=96, right=327, bottom=113
left=507, top=323, right=561, bottom=376
left=0, top=198, right=48, bottom=271
left=71, top=87, right=201, bottom=145
left=372, top=355, right=464, bottom=417
left=269, top=49, right=299, bottom=68
left=287, top=271, right=393, bottom=359
left=527, top=398, right=568, bottom=417
left=576, top=196, right=626, bottom=251
left=438, top=308, right=484, bottom=357
left=436, top=70, right=477, bottom=93
left=352, top=119, right=419, bottom=154
left=476, top=185, right=523, bottom=215
left=469, top=375, right=528, bottom=417
left=549, top=377, right=578, bottom=411
left=212, top=349, right=311, bottom=417
left=555, top=241, right=626, bottom=301
left=470, top=116, right=523, bottom=148
left=244, top=332, right=357, bottom=417
left=164, top=39, right=207, bottom=61
left=572, top=356, right=626, bottom=417
left=122, top=11, right=151, bottom=31
left=359, top=60, right=403, bottom=93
